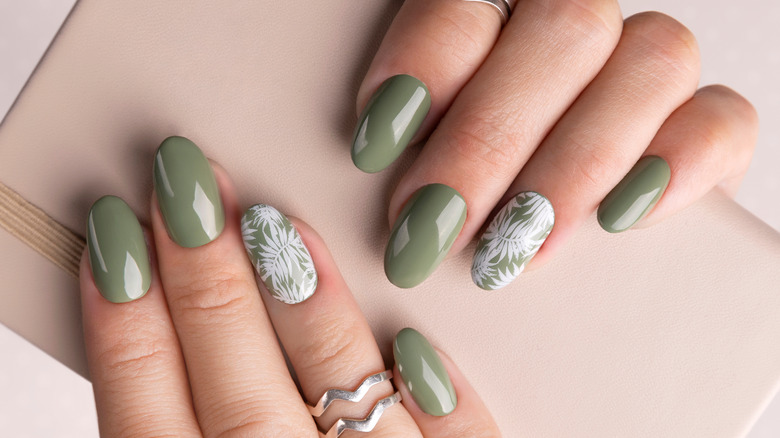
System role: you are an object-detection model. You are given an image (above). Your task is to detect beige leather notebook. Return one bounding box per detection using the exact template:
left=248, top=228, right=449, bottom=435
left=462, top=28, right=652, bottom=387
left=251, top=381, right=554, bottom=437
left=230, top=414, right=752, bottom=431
left=1, top=1, right=779, bottom=436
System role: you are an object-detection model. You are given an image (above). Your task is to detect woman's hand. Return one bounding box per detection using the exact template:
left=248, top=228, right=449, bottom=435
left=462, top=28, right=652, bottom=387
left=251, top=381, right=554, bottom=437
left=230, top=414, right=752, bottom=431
left=352, top=0, right=758, bottom=290
left=81, top=137, right=500, bottom=437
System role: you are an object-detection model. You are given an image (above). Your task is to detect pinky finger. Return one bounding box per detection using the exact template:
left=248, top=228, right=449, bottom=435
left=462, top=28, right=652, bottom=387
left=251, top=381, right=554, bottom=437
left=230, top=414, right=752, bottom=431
left=599, top=84, right=758, bottom=232
left=393, top=328, right=501, bottom=437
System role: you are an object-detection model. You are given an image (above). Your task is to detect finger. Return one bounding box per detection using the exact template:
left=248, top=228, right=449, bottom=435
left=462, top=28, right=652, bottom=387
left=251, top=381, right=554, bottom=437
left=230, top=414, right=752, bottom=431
left=245, top=210, right=421, bottom=437
left=81, top=196, right=200, bottom=437
left=384, top=0, right=624, bottom=287
left=615, top=84, right=758, bottom=229
left=480, top=12, right=701, bottom=285
left=150, top=137, right=315, bottom=437
left=393, top=329, right=500, bottom=438
left=352, top=0, right=503, bottom=172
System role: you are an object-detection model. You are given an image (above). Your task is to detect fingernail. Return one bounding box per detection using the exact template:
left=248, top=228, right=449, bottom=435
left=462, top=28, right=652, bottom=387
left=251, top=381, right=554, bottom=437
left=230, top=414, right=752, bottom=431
left=153, top=136, right=225, bottom=247
left=394, top=328, right=457, bottom=416
left=86, top=196, right=151, bottom=303
left=351, top=74, right=431, bottom=173
left=472, top=191, right=554, bottom=290
left=385, top=183, right=467, bottom=288
left=241, top=204, right=317, bottom=304
left=597, top=156, right=671, bottom=233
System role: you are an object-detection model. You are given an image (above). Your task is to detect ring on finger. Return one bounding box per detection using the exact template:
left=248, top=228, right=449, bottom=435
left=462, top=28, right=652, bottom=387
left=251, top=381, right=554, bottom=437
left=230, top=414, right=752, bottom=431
left=321, top=392, right=403, bottom=437
left=463, top=0, right=515, bottom=25
left=307, top=370, right=401, bottom=436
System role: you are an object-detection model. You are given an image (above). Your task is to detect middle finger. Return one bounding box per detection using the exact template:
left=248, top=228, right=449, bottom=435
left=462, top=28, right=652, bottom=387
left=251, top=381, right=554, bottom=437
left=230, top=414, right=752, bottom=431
left=151, top=137, right=315, bottom=436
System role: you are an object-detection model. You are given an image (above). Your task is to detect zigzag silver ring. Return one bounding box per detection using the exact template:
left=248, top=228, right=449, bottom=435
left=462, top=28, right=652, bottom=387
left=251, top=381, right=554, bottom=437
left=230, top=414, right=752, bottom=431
left=307, top=370, right=393, bottom=417
left=463, top=0, right=515, bottom=25
left=320, top=392, right=403, bottom=437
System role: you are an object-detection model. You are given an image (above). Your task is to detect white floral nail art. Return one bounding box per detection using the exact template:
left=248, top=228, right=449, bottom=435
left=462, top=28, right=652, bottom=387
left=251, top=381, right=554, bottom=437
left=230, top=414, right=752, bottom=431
left=241, top=204, right=317, bottom=304
left=471, top=192, right=554, bottom=290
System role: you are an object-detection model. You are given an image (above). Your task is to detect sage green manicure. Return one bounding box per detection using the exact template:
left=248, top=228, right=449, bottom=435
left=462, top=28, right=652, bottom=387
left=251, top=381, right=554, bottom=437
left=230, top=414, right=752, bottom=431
left=153, top=136, right=225, bottom=247
left=241, top=204, right=317, bottom=304
left=598, top=156, right=671, bottom=233
left=86, top=196, right=151, bottom=303
left=385, top=183, right=467, bottom=288
left=351, top=74, right=431, bottom=173
left=394, top=328, right=457, bottom=416
left=472, top=192, right=554, bottom=290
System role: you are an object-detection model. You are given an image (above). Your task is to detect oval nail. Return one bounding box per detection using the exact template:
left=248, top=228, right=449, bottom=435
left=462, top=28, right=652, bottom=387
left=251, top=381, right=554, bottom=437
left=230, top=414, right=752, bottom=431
left=472, top=191, right=554, bottom=290
left=153, top=136, right=225, bottom=248
left=384, top=183, right=467, bottom=288
left=241, top=204, right=317, bottom=304
left=351, top=74, right=431, bottom=173
left=598, top=156, right=671, bottom=233
left=86, top=196, right=151, bottom=303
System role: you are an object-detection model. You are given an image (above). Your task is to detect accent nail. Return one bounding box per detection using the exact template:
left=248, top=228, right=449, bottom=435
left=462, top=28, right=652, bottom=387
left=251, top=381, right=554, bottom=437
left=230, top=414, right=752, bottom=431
left=471, top=191, right=554, bottom=290
left=153, top=136, right=225, bottom=247
left=384, top=183, right=467, bottom=288
left=86, top=196, right=151, bottom=303
left=241, top=204, right=317, bottom=304
left=351, top=74, right=431, bottom=173
left=394, top=328, right=457, bottom=416
left=597, top=156, right=671, bottom=233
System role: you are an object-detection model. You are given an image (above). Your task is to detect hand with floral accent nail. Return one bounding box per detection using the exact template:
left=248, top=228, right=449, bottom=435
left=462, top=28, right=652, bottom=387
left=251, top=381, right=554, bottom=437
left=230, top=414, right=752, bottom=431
left=81, top=136, right=501, bottom=437
left=353, top=0, right=758, bottom=290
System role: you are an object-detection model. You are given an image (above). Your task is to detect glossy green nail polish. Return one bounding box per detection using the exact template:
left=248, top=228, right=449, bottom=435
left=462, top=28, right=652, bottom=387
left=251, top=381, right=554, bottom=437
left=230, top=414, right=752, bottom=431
left=241, top=204, right=318, bottom=304
left=351, top=74, right=431, bottom=173
left=472, top=191, right=554, bottom=290
left=598, top=156, right=671, bottom=233
left=153, top=136, right=225, bottom=247
left=385, top=184, right=467, bottom=288
left=394, top=328, right=457, bottom=416
left=86, top=196, right=151, bottom=303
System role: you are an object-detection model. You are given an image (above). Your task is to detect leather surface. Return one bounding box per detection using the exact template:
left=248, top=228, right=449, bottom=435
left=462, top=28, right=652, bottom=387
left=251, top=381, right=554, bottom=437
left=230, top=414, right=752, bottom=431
left=1, top=1, right=779, bottom=436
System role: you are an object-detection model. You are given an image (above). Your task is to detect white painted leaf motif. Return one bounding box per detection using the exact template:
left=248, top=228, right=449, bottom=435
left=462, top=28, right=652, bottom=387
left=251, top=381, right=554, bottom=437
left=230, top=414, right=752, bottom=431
left=471, top=192, right=554, bottom=290
left=241, top=204, right=318, bottom=304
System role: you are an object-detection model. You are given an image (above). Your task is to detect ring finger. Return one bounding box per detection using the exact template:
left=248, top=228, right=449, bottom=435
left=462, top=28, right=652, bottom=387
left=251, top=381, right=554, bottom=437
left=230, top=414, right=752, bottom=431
left=240, top=204, right=421, bottom=436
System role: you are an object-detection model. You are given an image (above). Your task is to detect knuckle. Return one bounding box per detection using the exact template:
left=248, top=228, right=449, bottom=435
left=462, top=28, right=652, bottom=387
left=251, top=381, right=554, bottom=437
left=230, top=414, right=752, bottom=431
left=97, top=335, right=173, bottom=380
left=296, top=314, right=363, bottom=376
left=213, top=410, right=303, bottom=438
left=700, top=84, right=759, bottom=130
left=624, top=12, right=700, bottom=84
left=442, top=112, right=526, bottom=182
left=169, top=268, right=254, bottom=322
left=556, top=135, right=623, bottom=195
left=547, top=0, right=624, bottom=44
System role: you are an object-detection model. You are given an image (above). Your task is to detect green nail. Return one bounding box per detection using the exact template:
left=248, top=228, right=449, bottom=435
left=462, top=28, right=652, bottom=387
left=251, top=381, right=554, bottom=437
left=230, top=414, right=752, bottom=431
left=385, top=184, right=466, bottom=288
left=472, top=192, right=554, bottom=290
left=351, top=74, right=431, bottom=173
left=598, top=156, right=671, bottom=233
left=86, top=196, right=151, bottom=303
left=153, top=136, right=225, bottom=247
left=394, top=328, right=457, bottom=416
left=241, top=204, right=318, bottom=304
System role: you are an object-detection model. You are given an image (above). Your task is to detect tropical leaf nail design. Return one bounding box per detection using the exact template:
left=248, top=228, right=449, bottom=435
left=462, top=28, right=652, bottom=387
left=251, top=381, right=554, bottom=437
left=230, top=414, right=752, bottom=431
left=241, top=204, right=317, bottom=304
left=471, top=192, right=554, bottom=290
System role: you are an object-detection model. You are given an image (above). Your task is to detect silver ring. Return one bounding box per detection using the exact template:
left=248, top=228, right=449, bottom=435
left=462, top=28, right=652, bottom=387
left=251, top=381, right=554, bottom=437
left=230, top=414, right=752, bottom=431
left=307, top=370, right=393, bottom=417
left=320, top=392, right=403, bottom=437
left=464, top=0, right=514, bottom=25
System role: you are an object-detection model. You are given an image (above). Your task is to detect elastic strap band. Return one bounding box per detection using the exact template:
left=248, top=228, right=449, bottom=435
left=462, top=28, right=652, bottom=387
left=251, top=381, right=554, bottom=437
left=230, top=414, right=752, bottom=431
left=0, top=182, right=84, bottom=279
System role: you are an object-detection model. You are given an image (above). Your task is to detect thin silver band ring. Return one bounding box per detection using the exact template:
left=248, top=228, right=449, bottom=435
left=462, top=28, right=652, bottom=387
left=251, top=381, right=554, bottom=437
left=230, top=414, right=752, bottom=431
left=307, top=370, right=393, bottom=417
left=320, top=392, right=403, bottom=437
left=464, top=0, right=514, bottom=25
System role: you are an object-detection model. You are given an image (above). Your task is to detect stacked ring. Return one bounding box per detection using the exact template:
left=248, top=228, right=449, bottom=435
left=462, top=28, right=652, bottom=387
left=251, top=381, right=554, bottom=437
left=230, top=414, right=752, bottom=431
left=308, top=370, right=401, bottom=436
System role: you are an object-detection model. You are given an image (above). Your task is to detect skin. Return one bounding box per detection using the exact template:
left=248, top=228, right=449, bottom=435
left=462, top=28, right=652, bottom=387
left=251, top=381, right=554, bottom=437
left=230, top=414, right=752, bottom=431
left=80, top=0, right=758, bottom=435
left=81, top=161, right=501, bottom=437
left=358, top=0, right=757, bottom=277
